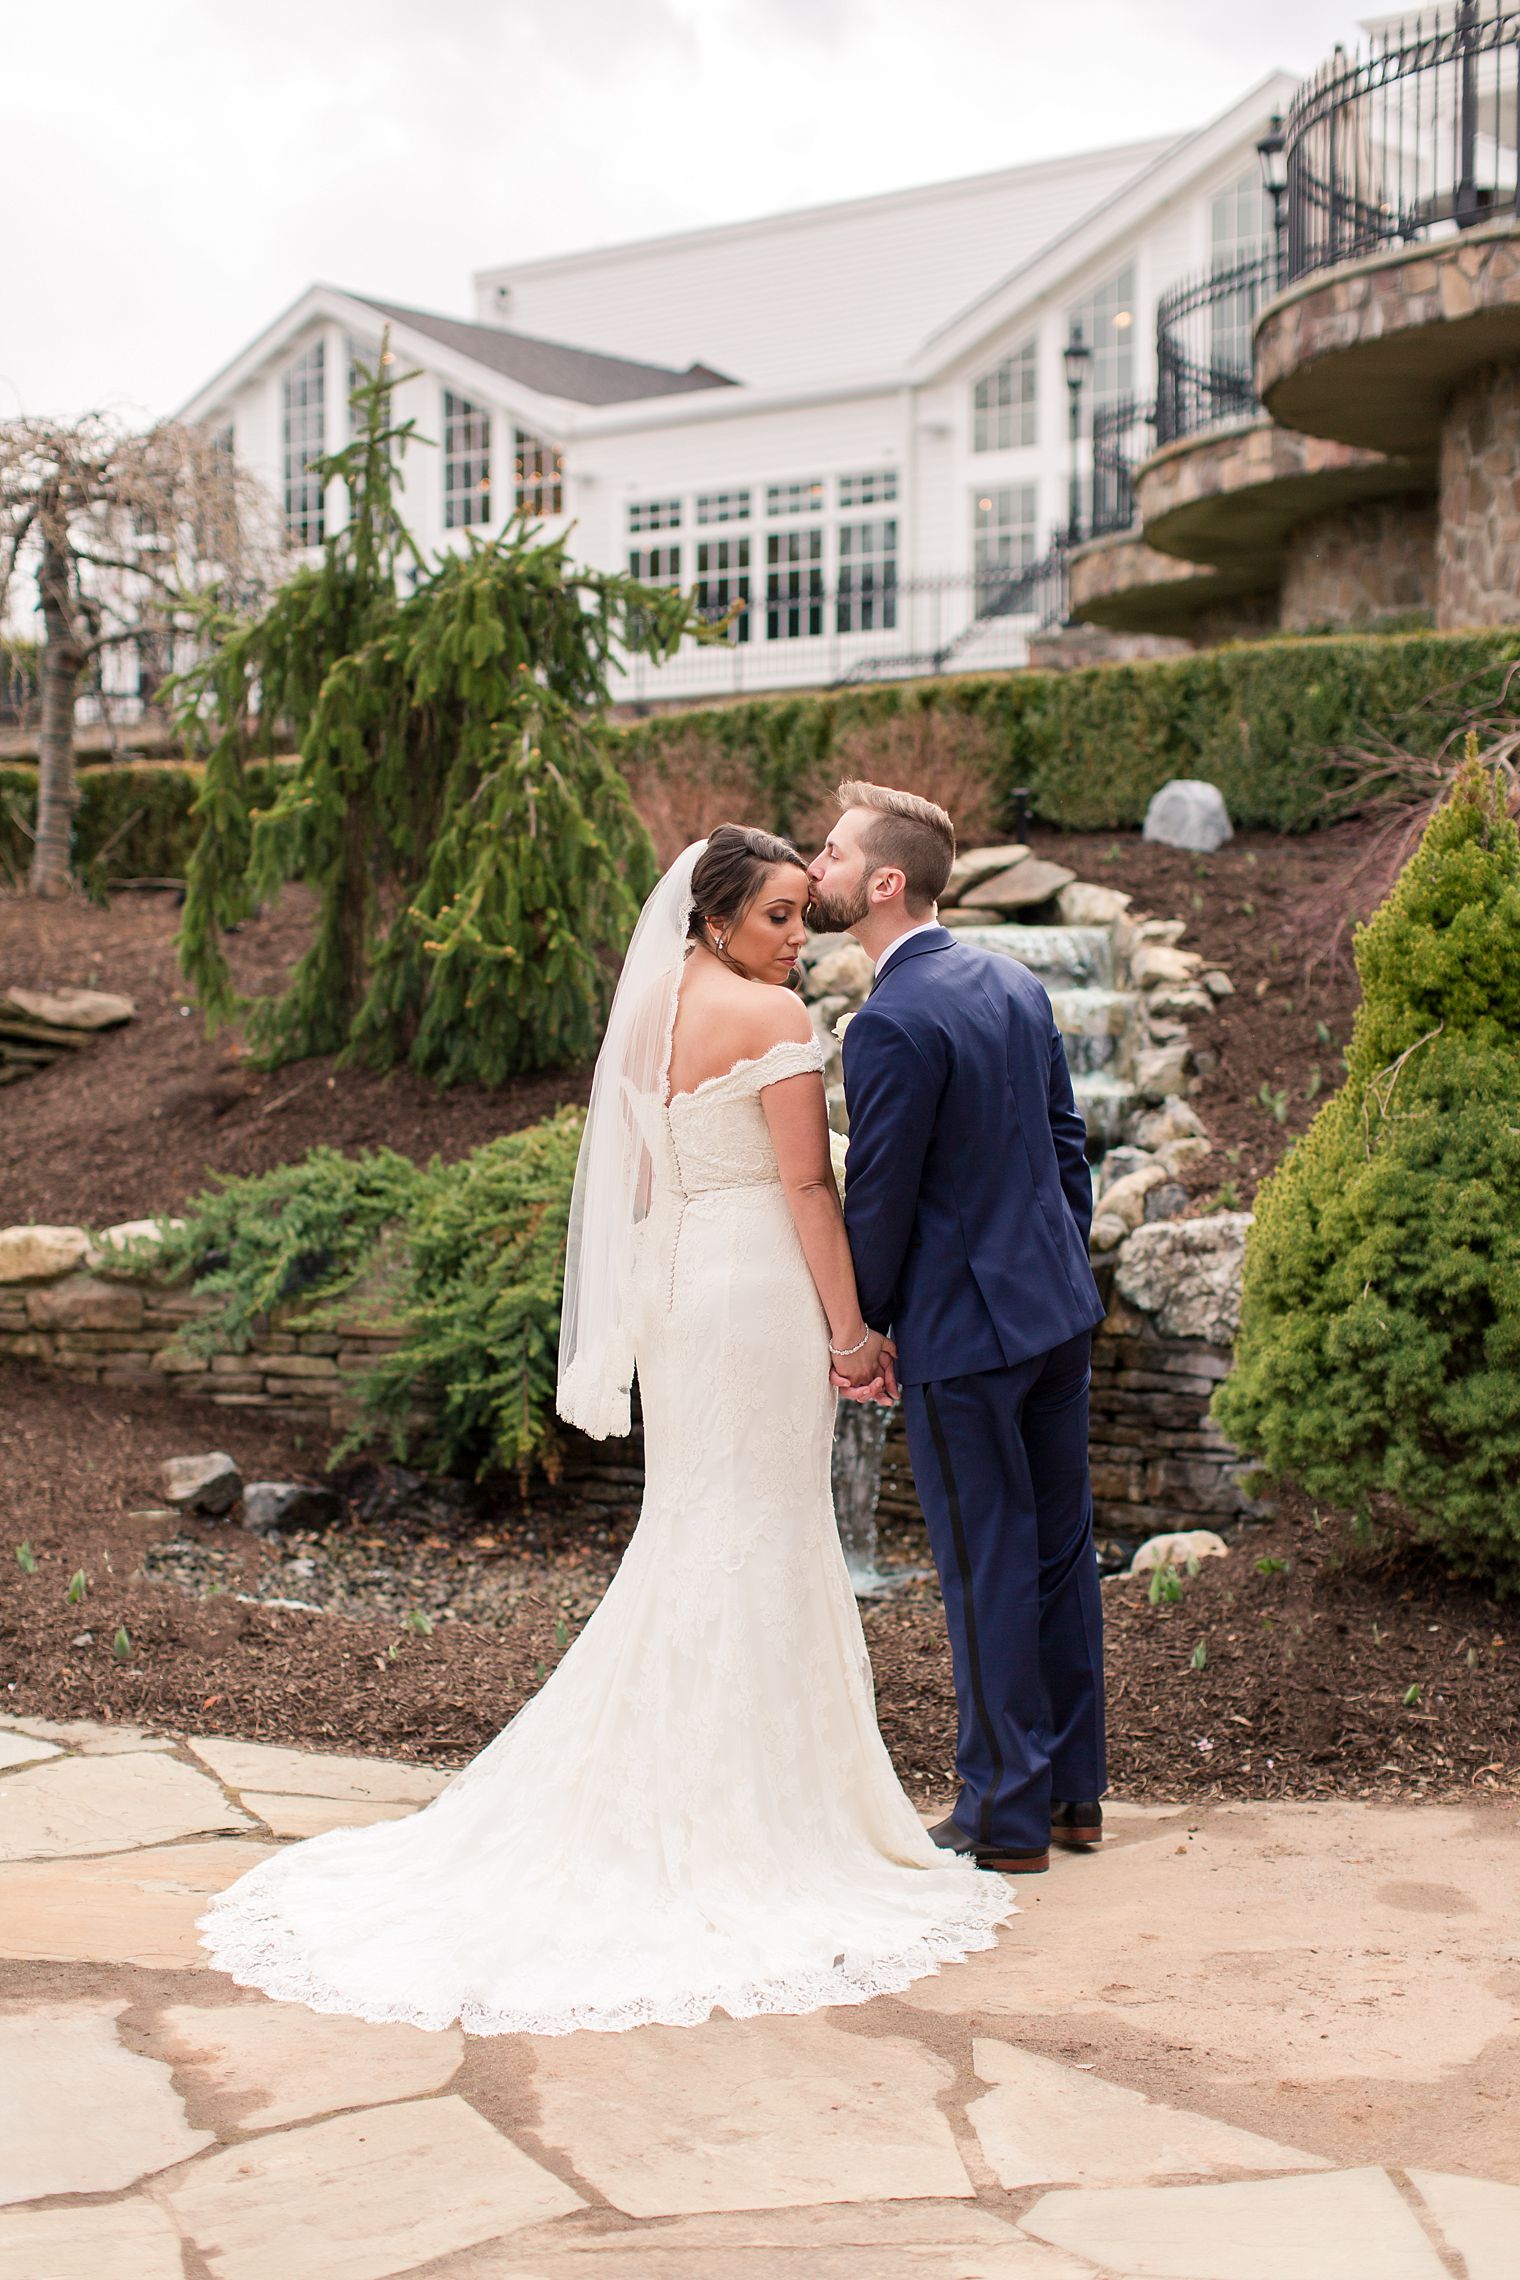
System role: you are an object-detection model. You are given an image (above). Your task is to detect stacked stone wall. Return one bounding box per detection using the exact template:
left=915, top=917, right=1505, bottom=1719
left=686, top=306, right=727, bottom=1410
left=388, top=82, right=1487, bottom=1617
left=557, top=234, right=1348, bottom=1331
left=1279, top=497, right=1437, bottom=631
left=1438, top=362, right=1520, bottom=629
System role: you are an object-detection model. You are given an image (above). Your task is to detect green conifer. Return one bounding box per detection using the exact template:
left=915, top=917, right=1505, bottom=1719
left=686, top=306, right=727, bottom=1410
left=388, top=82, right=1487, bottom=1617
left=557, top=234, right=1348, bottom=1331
left=1215, top=752, right=1520, bottom=1589
left=174, top=347, right=696, bottom=1083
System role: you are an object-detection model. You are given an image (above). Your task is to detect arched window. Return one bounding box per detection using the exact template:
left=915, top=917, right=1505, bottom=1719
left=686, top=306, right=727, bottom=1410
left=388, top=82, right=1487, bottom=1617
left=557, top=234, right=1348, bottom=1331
left=972, top=339, right=1037, bottom=452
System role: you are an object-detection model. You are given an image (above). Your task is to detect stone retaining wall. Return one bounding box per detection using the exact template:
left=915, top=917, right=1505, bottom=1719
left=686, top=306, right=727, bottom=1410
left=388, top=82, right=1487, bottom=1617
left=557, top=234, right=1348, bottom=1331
left=1, top=1213, right=1258, bottom=1546
left=1279, top=496, right=1437, bottom=632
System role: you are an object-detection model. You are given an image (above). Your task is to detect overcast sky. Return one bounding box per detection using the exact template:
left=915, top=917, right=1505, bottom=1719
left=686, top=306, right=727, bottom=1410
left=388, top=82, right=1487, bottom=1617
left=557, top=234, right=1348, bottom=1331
left=4, top=1, right=1374, bottom=424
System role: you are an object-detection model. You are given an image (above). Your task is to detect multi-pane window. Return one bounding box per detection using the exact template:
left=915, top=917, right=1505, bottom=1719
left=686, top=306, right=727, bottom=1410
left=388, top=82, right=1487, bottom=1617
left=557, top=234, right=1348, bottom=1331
left=515, top=429, right=563, bottom=516
left=972, top=339, right=1038, bottom=452
left=973, top=484, right=1039, bottom=601
left=346, top=337, right=381, bottom=435
left=766, top=528, right=823, bottom=639
left=696, top=535, right=751, bottom=641
left=766, top=478, right=825, bottom=517
left=695, top=488, right=751, bottom=524
left=838, top=469, right=898, bottom=507
left=444, top=392, right=491, bottom=528
left=629, top=498, right=681, bottom=532
left=1209, top=168, right=1274, bottom=376
left=628, top=544, right=682, bottom=587
left=1067, top=266, right=1136, bottom=429
left=836, top=519, right=897, bottom=633
left=281, top=341, right=325, bottom=544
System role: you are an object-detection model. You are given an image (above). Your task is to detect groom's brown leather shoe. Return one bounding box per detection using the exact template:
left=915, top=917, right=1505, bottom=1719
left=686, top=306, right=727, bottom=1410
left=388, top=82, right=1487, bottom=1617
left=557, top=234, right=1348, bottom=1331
left=928, top=1815, right=1049, bottom=1874
left=1051, top=1800, right=1103, bottom=1849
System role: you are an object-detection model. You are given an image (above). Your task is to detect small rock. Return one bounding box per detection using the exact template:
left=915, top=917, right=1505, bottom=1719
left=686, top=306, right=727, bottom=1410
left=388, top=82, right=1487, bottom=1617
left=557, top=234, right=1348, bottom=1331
left=1, top=984, right=136, bottom=1029
left=1056, top=881, right=1132, bottom=927
left=1157, top=1134, right=1214, bottom=1173
left=1097, top=1146, right=1158, bottom=1194
left=806, top=942, right=874, bottom=1003
left=944, top=845, right=1030, bottom=902
left=1147, top=987, right=1214, bottom=1019
left=70, top=1632, right=94, bottom=1648
left=1142, top=779, right=1234, bottom=854
left=1130, top=943, right=1205, bottom=991
left=1201, top=968, right=1235, bottom=999
left=1135, top=1043, right=1193, bottom=1101
left=0, top=1225, right=90, bottom=1283
left=1134, top=919, right=1188, bottom=947
left=1191, top=1048, right=1220, bottom=1079
left=1095, top=1165, right=1170, bottom=1233
left=160, top=1453, right=243, bottom=1518
left=1143, top=1181, right=1190, bottom=1222
left=961, top=857, right=1076, bottom=914
left=1128, top=1529, right=1229, bottom=1576
left=1088, top=1213, right=1128, bottom=1253
left=1130, top=1097, right=1208, bottom=1150
left=242, top=1482, right=342, bottom=1537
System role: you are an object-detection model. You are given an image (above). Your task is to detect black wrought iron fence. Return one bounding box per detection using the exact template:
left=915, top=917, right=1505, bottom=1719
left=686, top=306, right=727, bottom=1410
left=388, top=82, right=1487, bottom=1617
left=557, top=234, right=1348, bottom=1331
left=1154, top=251, right=1275, bottom=447
left=612, top=562, right=1070, bottom=702
left=1285, top=2, right=1520, bottom=282
left=1090, top=396, right=1157, bottom=533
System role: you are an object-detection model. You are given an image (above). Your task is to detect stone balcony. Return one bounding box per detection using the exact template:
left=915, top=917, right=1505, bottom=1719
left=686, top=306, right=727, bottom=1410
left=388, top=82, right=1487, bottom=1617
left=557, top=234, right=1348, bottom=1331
left=1066, top=528, right=1272, bottom=641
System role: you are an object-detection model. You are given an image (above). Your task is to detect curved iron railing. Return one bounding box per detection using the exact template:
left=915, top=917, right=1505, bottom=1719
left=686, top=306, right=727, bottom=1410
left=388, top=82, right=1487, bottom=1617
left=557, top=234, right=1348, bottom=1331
left=1284, top=3, right=1520, bottom=282
left=1090, top=395, right=1157, bottom=532
left=1154, top=251, right=1276, bottom=447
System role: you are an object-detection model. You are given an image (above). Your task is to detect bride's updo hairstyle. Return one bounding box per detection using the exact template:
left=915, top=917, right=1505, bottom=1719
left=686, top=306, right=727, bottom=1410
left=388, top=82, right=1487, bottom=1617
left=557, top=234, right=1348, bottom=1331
left=688, top=824, right=807, bottom=976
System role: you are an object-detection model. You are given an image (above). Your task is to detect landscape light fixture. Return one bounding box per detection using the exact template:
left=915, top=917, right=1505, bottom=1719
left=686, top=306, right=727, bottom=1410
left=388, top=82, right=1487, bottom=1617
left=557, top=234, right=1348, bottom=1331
left=1063, top=325, right=1092, bottom=548
left=1257, top=111, right=1288, bottom=278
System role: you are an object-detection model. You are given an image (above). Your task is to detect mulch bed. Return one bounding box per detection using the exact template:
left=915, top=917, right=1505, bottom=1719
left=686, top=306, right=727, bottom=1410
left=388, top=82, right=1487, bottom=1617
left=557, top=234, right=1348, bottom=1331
left=0, top=882, right=589, bottom=1227
left=3, top=817, right=1514, bottom=1802
left=2, top=1362, right=1514, bottom=1803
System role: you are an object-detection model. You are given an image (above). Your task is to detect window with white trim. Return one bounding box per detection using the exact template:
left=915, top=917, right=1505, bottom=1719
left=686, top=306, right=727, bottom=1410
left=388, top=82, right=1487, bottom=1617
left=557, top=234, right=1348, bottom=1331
left=696, top=488, right=750, bottom=524
left=515, top=429, right=563, bottom=516
left=766, top=478, right=824, bottom=517
left=628, top=544, right=682, bottom=588
left=281, top=341, right=326, bottom=544
left=973, top=483, right=1038, bottom=599
left=838, top=469, right=898, bottom=507
left=972, top=339, right=1038, bottom=452
left=629, top=498, right=681, bottom=532
left=346, top=337, right=381, bottom=436
left=696, top=535, right=751, bottom=641
left=836, top=518, right=897, bottom=633
left=765, top=528, right=823, bottom=639
left=444, top=391, right=491, bottom=528
left=1209, top=168, right=1274, bottom=376
left=1067, top=267, right=1136, bottom=430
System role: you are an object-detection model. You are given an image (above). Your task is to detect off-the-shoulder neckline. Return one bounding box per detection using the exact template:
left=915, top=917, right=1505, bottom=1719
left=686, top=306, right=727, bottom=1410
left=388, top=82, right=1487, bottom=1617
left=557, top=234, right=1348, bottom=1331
left=665, top=1034, right=822, bottom=1107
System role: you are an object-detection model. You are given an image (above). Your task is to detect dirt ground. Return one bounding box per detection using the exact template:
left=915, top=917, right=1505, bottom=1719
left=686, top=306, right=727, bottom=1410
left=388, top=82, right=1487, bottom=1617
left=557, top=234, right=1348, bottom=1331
left=1, top=1363, right=1513, bottom=1807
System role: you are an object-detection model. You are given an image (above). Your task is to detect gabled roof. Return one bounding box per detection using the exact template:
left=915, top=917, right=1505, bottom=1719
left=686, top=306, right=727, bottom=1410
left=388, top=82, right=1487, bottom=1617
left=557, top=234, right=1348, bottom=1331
left=347, top=294, right=735, bottom=406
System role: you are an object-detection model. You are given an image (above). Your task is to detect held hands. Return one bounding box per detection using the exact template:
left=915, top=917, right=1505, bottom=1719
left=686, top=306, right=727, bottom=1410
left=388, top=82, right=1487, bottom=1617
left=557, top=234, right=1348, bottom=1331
left=830, top=1332, right=899, bottom=1406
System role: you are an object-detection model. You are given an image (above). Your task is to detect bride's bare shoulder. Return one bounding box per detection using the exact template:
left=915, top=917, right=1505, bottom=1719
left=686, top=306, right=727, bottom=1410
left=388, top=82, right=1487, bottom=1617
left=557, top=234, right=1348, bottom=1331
left=737, top=981, right=814, bottom=1057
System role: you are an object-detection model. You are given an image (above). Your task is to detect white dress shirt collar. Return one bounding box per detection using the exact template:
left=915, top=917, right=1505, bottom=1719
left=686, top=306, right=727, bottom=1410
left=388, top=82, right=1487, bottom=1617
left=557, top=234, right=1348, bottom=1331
left=873, top=919, right=942, bottom=980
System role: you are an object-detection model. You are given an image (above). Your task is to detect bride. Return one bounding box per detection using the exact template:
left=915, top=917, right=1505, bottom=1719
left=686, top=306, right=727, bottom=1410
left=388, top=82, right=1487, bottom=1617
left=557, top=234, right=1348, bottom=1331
left=198, top=826, right=1015, bottom=2035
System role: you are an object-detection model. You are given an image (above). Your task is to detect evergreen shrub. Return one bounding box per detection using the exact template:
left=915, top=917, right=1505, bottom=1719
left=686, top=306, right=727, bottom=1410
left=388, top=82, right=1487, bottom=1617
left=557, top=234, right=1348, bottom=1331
left=141, top=1113, right=584, bottom=1481
left=1214, top=757, right=1520, bottom=1590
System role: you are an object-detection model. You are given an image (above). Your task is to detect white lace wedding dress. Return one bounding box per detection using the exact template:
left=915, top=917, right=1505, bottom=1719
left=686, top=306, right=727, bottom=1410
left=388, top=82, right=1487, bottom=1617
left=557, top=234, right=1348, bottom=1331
left=198, top=1035, right=1014, bottom=2035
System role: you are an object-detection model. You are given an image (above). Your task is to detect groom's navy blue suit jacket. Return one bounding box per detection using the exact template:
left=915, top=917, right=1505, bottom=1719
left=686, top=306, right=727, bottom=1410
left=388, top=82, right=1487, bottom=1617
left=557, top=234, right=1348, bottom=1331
left=841, top=926, right=1104, bottom=1385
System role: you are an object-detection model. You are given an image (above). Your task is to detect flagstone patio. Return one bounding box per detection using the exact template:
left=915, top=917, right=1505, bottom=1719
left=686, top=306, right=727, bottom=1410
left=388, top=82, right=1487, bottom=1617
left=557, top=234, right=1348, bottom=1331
left=0, top=1715, right=1514, bottom=2280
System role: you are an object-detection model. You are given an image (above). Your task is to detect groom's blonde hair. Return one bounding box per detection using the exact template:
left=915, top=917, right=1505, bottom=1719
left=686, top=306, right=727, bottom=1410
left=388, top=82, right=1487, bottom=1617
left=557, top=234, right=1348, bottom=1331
left=836, top=780, right=956, bottom=914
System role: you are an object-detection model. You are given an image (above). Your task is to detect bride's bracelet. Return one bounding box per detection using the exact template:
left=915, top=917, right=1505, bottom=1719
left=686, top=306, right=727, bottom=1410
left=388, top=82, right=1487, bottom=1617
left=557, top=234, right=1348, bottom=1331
left=828, top=1327, right=873, bottom=1358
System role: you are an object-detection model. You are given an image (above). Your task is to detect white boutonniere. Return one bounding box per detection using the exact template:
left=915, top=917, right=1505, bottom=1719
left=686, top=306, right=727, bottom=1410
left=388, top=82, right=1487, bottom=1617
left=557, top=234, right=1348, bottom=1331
left=828, top=1128, right=849, bottom=1201
left=834, top=1009, right=855, bottom=1044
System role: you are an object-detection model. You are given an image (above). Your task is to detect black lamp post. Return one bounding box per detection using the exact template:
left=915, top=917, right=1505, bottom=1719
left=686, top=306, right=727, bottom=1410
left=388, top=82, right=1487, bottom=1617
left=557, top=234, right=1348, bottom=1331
left=1063, top=325, right=1091, bottom=547
left=1257, top=111, right=1288, bottom=283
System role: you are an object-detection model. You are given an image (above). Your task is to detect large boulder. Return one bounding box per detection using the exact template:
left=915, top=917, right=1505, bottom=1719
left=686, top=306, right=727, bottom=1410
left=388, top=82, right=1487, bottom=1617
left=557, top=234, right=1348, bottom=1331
left=1093, top=1163, right=1170, bottom=1233
left=1143, top=779, right=1234, bottom=854
left=0, top=1225, right=90, bottom=1283
left=961, top=857, right=1076, bottom=914
left=1056, top=881, right=1132, bottom=928
left=243, top=1482, right=341, bottom=1537
left=1114, top=1214, right=1253, bottom=1345
left=804, top=942, right=874, bottom=1004
left=160, top=1453, right=243, bottom=1518
left=944, top=845, right=1030, bottom=902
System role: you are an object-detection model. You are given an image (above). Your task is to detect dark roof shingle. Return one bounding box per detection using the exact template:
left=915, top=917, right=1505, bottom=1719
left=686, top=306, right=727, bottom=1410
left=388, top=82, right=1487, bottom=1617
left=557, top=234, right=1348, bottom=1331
left=349, top=295, right=736, bottom=406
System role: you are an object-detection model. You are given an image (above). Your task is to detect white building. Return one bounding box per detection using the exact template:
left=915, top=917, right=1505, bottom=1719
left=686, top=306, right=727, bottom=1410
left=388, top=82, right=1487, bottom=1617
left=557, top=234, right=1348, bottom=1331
left=180, top=74, right=1294, bottom=702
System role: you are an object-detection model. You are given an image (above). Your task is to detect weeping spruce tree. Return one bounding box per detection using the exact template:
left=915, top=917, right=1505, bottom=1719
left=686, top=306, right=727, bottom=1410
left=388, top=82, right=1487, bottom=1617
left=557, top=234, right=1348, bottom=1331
left=1215, top=753, right=1520, bottom=1591
left=175, top=353, right=697, bottom=1083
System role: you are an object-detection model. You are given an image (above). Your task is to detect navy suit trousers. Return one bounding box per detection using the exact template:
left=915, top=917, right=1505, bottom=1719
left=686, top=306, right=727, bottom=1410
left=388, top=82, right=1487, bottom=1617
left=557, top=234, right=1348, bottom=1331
left=902, top=1332, right=1107, bottom=1852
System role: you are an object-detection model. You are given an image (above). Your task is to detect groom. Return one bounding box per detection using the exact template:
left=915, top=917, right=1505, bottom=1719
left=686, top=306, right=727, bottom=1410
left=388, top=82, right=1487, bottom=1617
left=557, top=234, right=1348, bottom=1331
left=807, top=781, right=1107, bottom=1874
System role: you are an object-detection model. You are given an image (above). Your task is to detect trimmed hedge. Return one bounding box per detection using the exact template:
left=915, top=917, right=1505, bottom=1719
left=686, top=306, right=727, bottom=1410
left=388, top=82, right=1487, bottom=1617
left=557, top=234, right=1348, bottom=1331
left=6, top=629, right=1520, bottom=882
left=0, top=760, right=291, bottom=888
left=618, top=629, right=1520, bottom=836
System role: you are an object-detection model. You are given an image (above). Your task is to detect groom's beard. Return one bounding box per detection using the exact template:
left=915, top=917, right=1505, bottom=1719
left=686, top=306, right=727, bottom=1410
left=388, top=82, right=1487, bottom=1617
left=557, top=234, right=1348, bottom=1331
left=808, top=881, right=871, bottom=933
